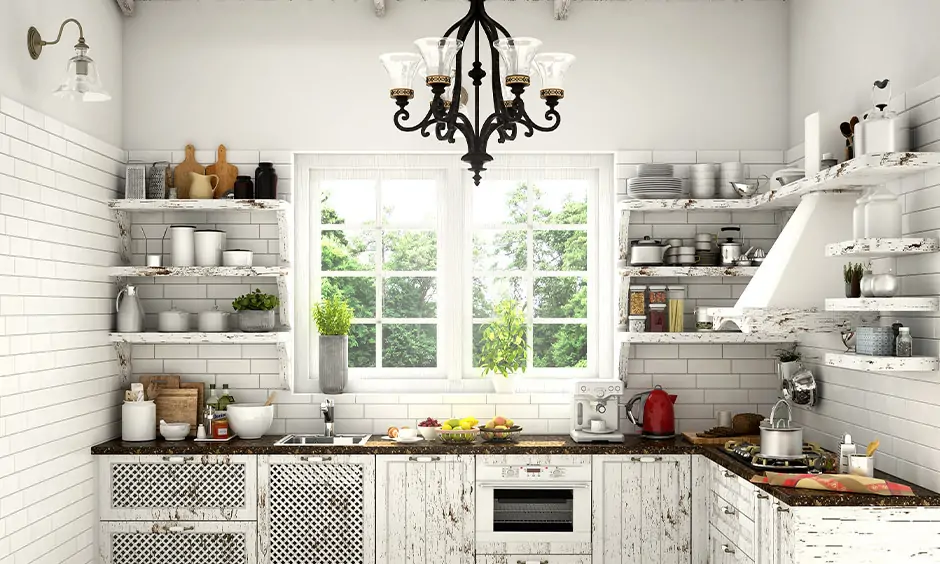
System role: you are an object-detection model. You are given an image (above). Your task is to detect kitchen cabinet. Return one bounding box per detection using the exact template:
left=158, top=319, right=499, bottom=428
left=258, top=454, right=375, bottom=564
left=592, top=455, right=692, bottom=564
left=100, top=521, right=257, bottom=564
left=376, top=454, right=476, bottom=564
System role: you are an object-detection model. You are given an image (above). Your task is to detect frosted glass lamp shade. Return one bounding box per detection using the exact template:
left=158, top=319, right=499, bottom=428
left=53, top=47, right=110, bottom=102
left=493, top=37, right=542, bottom=83
left=414, top=37, right=463, bottom=83
left=534, top=53, right=575, bottom=99
left=380, top=52, right=424, bottom=98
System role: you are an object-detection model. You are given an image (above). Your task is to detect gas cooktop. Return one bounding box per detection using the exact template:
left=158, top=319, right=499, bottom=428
left=723, top=440, right=824, bottom=473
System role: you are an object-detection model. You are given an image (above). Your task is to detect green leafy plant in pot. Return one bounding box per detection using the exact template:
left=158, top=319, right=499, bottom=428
left=843, top=262, right=864, bottom=298
left=480, top=299, right=528, bottom=394
left=313, top=295, right=354, bottom=394
left=233, top=289, right=279, bottom=332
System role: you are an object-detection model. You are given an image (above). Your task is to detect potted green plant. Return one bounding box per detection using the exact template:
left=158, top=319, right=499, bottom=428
left=313, top=295, right=354, bottom=394
left=774, top=347, right=802, bottom=380
left=232, top=289, right=279, bottom=332
left=844, top=262, right=864, bottom=298
left=480, top=299, right=528, bottom=394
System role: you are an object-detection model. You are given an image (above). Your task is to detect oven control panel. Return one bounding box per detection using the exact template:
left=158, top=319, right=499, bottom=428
left=500, top=466, right=566, bottom=479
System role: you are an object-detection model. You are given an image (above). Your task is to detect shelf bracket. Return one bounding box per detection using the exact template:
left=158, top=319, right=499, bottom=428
left=277, top=275, right=293, bottom=329
left=374, top=0, right=386, bottom=17
left=114, top=210, right=131, bottom=265
left=277, top=338, right=294, bottom=391
left=554, top=0, right=572, bottom=20
left=114, top=342, right=132, bottom=384
left=276, top=207, right=292, bottom=266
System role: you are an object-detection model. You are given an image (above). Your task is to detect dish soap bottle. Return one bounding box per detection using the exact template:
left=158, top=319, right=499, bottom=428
left=839, top=433, right=857, bottom=474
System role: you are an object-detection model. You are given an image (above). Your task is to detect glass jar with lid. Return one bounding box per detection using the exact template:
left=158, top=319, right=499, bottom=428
left=628, top=285, right=647, bottom=316
left=864, top=186, right=901, bottom=238
left=648, top=304, right=668, bottom=333
left=667, top=286, right=686, bottom=332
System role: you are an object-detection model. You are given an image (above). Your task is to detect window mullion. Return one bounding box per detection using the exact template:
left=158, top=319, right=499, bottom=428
left=526, top=184, right=535, bottom=372
left=374, top=180, right=384, bottom=370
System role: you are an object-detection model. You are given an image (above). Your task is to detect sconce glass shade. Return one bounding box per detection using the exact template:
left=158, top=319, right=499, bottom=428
left=379, top=52, right=424, bottom=91
left=413, top=37, right=463, bottom=78
left=533, top=53, right=576, bottom=90
left=493, top=37, right=542, bottom=78
left=53, top=47, right=110, bottom=102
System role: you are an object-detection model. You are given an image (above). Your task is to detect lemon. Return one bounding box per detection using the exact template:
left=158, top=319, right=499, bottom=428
left=459, top=421, right=473, bottom=430
left=442, top=424, right=453, bottom=431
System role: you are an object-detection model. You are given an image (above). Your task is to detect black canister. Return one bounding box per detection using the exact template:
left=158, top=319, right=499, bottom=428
left=255, top=163, right=278, bottom=199
left=234, top=176, right=254, bottom=199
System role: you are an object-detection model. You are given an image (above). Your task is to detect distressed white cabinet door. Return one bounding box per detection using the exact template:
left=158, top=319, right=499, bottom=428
left=755, top=490, right=775, bottom=564
left=258, top=455, right=375, bottom=564
left=100, top=521, right=257, bottom=564
left=592, top=455, right=692, bottom=564
left=376, top=454, right=475, bottom=564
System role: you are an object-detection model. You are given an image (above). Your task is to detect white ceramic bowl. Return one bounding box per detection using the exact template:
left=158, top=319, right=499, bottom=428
left=223, top=249, right=254, bottom=267
left=160, top=421, right=190, bottom=441
left=418, top=426, right=439, bottom=441
left=226, top=404, right=274, bottom=439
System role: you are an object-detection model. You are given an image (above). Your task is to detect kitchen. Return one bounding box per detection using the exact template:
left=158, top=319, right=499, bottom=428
left=4, top=0, right=940, bottom=563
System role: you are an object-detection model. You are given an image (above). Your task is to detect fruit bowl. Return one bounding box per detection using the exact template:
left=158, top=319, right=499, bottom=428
left=479, top=425, right=523, bottom=443
left=437, top=427, right=479, bottom=444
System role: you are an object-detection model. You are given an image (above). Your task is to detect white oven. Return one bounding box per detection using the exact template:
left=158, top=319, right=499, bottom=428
left=475, top=458, right=592, bottom=547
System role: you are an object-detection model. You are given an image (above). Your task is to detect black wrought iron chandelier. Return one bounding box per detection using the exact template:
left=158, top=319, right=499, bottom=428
left=380, top=0, right=575, bottom=185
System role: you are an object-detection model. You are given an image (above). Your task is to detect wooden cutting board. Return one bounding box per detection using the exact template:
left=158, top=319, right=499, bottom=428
left=140, top=374, right=180, bottom=395
left=180, top=381, right=206, bottom=431
left=683, top=432, right=761, bottom=446
left=173, top=144, right=204, bottom=199
left=206, top=144, right=238, bottom=199
left=155, top=388, right=199, bottom=436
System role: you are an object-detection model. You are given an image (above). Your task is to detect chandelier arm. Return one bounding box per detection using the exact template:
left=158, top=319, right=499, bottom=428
left=476, top=0, right=512, bottom=40
left=513, top=98, right=562, bottom=135
left=442, top=1, right=478, bottom=39
left=475, top=15, right=510, bottom=128
left=394, top=106, right=436, bottom=136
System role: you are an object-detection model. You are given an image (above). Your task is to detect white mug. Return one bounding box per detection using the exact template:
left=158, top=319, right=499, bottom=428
left=848, top=455, right=874, bottom=478
left=398, top=427, right=418, bottom=440
left=590, top=420, right=607, bottom=433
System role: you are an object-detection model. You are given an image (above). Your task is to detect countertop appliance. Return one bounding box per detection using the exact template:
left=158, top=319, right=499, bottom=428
left=625, top=385, right=677, bottom=439
left=569, top=379, right=624, bottom=443
left=476, top=458, right=591, bottom=548
left=723, top=440, right=824, bottom=473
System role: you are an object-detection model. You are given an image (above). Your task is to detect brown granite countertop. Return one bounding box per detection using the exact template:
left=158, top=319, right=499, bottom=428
left=90, top=435, right=940, bottom=507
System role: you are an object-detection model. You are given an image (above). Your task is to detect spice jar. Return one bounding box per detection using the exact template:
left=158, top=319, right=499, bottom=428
left=628, top=315, right=646, bottom=333
left=648, top=285, right=667, bottom=305
left=629, top=285, right=647, bottom=316
left=648, top=304, right=668, bottom=333
left=896, top=327, right=913, bottom=357
left=667, top=286, right=686, bottom=332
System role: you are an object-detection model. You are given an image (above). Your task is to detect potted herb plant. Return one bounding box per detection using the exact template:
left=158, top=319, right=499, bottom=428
left=232, top=289, right=279, bottom=332
left=313, top=295, right=354, bottom=394
left=774, top=347, right=802, bottom=381
left=480, top=299, right=528, bottom=394
left=844, top=262, right=864, bottom=298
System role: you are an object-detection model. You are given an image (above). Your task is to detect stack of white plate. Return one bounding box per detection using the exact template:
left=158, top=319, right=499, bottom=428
left=627, top=176, right=683, bottom=199
left=690, top=164, right=717, bottom=199
left=719, top=162, right=745, bottom=199
left=637, top=163, right=674, bottom=177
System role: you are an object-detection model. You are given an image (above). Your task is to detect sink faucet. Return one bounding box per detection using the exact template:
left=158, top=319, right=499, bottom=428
left=321, top=399, right=335, bottom=437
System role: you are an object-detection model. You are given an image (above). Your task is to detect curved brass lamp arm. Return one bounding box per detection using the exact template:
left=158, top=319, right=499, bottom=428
left=27, top=18, right=87, bottom=60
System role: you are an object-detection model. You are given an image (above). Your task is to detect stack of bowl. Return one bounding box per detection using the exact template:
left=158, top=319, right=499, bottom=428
left=719, top=162, right=745, bottom=199
left=665, top=241, right=697, bottom=266
left=690, top=164, right=717, bottom=199
left=694, top=233, right=721, bottom=266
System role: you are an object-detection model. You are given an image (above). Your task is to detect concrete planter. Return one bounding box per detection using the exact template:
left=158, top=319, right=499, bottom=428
left=238, top=310, right=276, bottom=332
left=319, top=335, right=349, bottom=394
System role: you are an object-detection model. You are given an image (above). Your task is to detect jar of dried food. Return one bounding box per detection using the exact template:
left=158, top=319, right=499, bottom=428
left=648, top=304, right=668, bottom=333
left=648, top=285, right=668, bottom=306
left=629, top=285, right=647, bottom=316
left=628, top=315, right=646, bottom=333
left=667, top=286, right=686, bottom=332
left=896, top=327, right=913, bottom=357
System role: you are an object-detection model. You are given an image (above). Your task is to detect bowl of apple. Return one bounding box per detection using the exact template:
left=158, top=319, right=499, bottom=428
left=479, top=416, right=522, bottom=443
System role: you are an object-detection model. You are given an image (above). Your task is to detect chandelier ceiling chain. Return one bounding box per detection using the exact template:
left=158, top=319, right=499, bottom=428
left=380, top=0, right=575, bottom=185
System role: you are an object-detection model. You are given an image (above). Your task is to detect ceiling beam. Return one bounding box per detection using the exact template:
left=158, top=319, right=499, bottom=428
left=554, top=0, right=572, bottom=20
left=374, top=0, right=386, bottom=17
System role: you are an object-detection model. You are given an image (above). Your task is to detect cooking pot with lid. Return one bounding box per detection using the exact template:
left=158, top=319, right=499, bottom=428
left=630, top=236, right=672, bottom=266
left=759, top=399, right=804, bottom=459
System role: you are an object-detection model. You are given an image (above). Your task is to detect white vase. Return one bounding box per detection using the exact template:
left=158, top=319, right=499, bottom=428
left=490, top=372, right=518, bottom=394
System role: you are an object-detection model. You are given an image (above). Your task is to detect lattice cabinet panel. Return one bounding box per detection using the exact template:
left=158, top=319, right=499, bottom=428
left=259, top=455, right=376, bottom=564
left=98, top=455, right=257, bottom=521
left=100, top=521, right=257, bottom=564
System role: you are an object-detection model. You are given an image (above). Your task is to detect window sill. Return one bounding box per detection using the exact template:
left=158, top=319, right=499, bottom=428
left=295, top=374, right=597, bottom=395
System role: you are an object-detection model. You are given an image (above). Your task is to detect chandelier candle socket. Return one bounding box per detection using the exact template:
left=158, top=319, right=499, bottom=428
left=380, top=0, right=574, bottom=184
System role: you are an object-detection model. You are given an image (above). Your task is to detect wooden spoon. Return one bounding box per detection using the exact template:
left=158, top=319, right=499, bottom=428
left=264, top=391, right=277, bottom=407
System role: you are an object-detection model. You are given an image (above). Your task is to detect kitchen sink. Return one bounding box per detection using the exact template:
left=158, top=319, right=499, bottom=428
left=274, top=434, right=371, bottom=446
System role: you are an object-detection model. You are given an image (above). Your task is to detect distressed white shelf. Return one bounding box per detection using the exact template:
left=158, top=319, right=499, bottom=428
left=108, top=199, right=290, bottom=211
left=711, top=307, right=878, bottom=335
left=825, top=238, right=940, bottom=257
left=825, top=353, right=939, bottom=372
left=109, top=265, right=290, bottom=277
left=620, top=152, right=940, bottom=211
left=825, top=297, right=940, bottom=312
left=110, top=331, right=291, bottom=344
left=617, top=331, right=798, bottom=344
left=619, top=265, right=758, bottom=277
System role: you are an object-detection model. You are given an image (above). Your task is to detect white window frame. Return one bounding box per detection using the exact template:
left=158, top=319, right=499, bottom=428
left=293, top=153, right=615, bottom=393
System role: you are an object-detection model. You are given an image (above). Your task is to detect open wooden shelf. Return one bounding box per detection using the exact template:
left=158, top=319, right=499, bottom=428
left=825, top=297, right=940, bottom=312
left=617, top=331, right=797, bottom=344
left=109, top=265, right=290, bottom=278
left=825, top=238, right=939, bottom=257
left=109, top=199, right=290, bottom=211
left=110, top=331, right=291, bottom=344
left=620, top=265, right=758, bottom=277
left=825, top=352, right=939, bottom=373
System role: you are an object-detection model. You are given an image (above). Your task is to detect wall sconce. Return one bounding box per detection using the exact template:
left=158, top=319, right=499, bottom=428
left=27, top=18, right=111, bottom=102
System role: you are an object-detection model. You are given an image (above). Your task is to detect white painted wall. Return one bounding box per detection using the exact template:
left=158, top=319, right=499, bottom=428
left=788, top=0, right=940, bottom=146
left=122, top=0, right=789, bottom=152
left=0, top=0, right=124, bottom=146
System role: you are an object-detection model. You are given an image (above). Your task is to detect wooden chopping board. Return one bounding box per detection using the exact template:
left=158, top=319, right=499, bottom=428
left=206, top=144, right=238, bottom=199
left=180, top=381, right=205, bottom=432
left=173, top=144, right=204, bottom=199
left=155, top=388, right=199, bottom=436
left=140, top=374, right=180, bottom=394
left=683, top=432, right=761, bottom=446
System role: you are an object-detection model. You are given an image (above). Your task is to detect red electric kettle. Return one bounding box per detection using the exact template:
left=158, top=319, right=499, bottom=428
left=625, top=385, right=677, bottom=439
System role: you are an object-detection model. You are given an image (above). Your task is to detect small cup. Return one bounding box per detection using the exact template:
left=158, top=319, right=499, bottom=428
left=716, top=410, right=732, bottom=428
left=398, top=427, right=418, bottom=440
left=146, top=254, right=163, bottom=267
left=196, top=424, right=207, bottom=440
left=590, top=420, right=607, bottom=433
left=848, top=455, right=874, bottom=478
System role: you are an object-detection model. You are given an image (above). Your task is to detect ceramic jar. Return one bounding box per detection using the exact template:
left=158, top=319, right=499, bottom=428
left=864, top=187, right=902, bottom=238
left=158, top=309, right=191, bottom=332
left=170, top=225, right=196, bottom=267
left=255, top=163, right=278, bottom=199
left=853, top=191, right=871, bottom=240
left=194, top=229, right=226, bottom=267
left=198, top=310, right=229, bottom=332
left=234, top=176, right=254, bottom=199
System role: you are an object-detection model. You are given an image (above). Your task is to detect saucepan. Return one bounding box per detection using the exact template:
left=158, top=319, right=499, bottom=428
left=759, top=399, right=804, bottom=459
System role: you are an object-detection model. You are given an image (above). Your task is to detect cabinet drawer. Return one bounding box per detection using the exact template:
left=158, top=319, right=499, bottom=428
left=709, top=490, right=755, bottom=559
left=709, top=463, right=755, bottom=520
left=709, top=525, right=753, bottom=564
left=476, top=556, right=591, bottom=564
left=99, top=455, right=257, bottom=521
left=101, top=521, right=257, bottom=564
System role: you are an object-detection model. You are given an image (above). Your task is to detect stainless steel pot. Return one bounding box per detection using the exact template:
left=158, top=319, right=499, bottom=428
left=630, top=236, right=672, bottom=266
left=759, top=400, right=804, bottom=459
left=720, top=241, right=743, bottom=265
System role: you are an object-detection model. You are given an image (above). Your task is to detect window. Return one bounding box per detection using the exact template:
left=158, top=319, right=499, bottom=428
left=294, top=154, right=614, bottom=392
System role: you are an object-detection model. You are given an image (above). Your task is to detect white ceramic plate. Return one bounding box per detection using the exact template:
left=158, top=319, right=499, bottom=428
left=381, top=435, right=423, bottom=443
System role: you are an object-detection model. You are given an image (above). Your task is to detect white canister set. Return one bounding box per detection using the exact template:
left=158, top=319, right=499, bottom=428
left=169, top=225, right=255, bottom=268
left=155, top=307, right=231, bottom=333
left=852, top=186, right=902, bottom=240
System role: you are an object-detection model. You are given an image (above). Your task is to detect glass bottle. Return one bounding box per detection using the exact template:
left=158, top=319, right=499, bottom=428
left=896, top=327, right=913, bottom=358
left=206, top=384, right=220, bottom=410
left=667, top=286, right=686, bottom=332
left=218, top=384, right=235, bottom=411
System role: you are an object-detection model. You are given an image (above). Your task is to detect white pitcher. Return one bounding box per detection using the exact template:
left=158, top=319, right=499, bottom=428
left=116, top=285, right=145, bottom=332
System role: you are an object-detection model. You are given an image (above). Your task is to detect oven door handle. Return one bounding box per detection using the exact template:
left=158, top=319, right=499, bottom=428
left=476, top=482, right=591, bottom=489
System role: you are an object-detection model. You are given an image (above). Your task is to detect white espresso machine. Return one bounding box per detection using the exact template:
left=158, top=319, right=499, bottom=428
left=570, top=379, right=625, bottom=443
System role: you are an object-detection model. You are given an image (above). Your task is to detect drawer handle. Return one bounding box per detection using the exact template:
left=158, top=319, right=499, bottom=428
left=162, top=456, right=194, bottom=463
left=722, top=506, right=735, bottom=515
left=631, top=456, right=663, bottom=463
left=517, top=561, right=548, bottom=564
left=777, top=506, right=790, bottom=513
left=756, top=493, right=770, bottom=499
left=409, top=456, right=441, bottom=462
left=299, top=456, right=332, bottom=462
left=167, top=526, right=195, bottom=533
left=722, top=544, right=735, bottom=554
left=723, top=470, right=735, bottom=478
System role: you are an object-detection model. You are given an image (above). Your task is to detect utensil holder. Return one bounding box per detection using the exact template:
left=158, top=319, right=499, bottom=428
left=848, top=455, right=874, bottom=478
left=122, top=401, right=157, bottom=442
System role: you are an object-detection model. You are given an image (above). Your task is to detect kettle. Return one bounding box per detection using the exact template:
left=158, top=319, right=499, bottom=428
left=855, top=79, right=910, bottom=156
left=625, top=385, right=677, bottom=439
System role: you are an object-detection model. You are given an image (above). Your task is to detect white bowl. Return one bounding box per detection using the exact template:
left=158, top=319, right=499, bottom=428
left=226, top=404, right=274, bottom=439
left=160, top=421, right=190, bottom=441
left=418, top=426, right=439, bottom=441
left=222, top=250, right=254, bottom=267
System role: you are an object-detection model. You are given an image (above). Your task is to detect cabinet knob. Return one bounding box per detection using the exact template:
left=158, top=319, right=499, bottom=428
left=723, top=470, right=735, bottom=478
left=756, top=493, right=770, bottom=499
left=722, top=544, right=735, bottom=554
left=777, top=506, right=791, bottom=513
left=166, top=526, right=195, bottom=533
left=722, top=506, right=736, bottom=515
left=631, top=456, right=663, bottom=463
left=409, top=456, right=441, bottom=462
left=517, top=561, right=548, bottom=564
left=299, top=456, right=332, bottom=463
left=162, top=456, right=194, bottom=463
